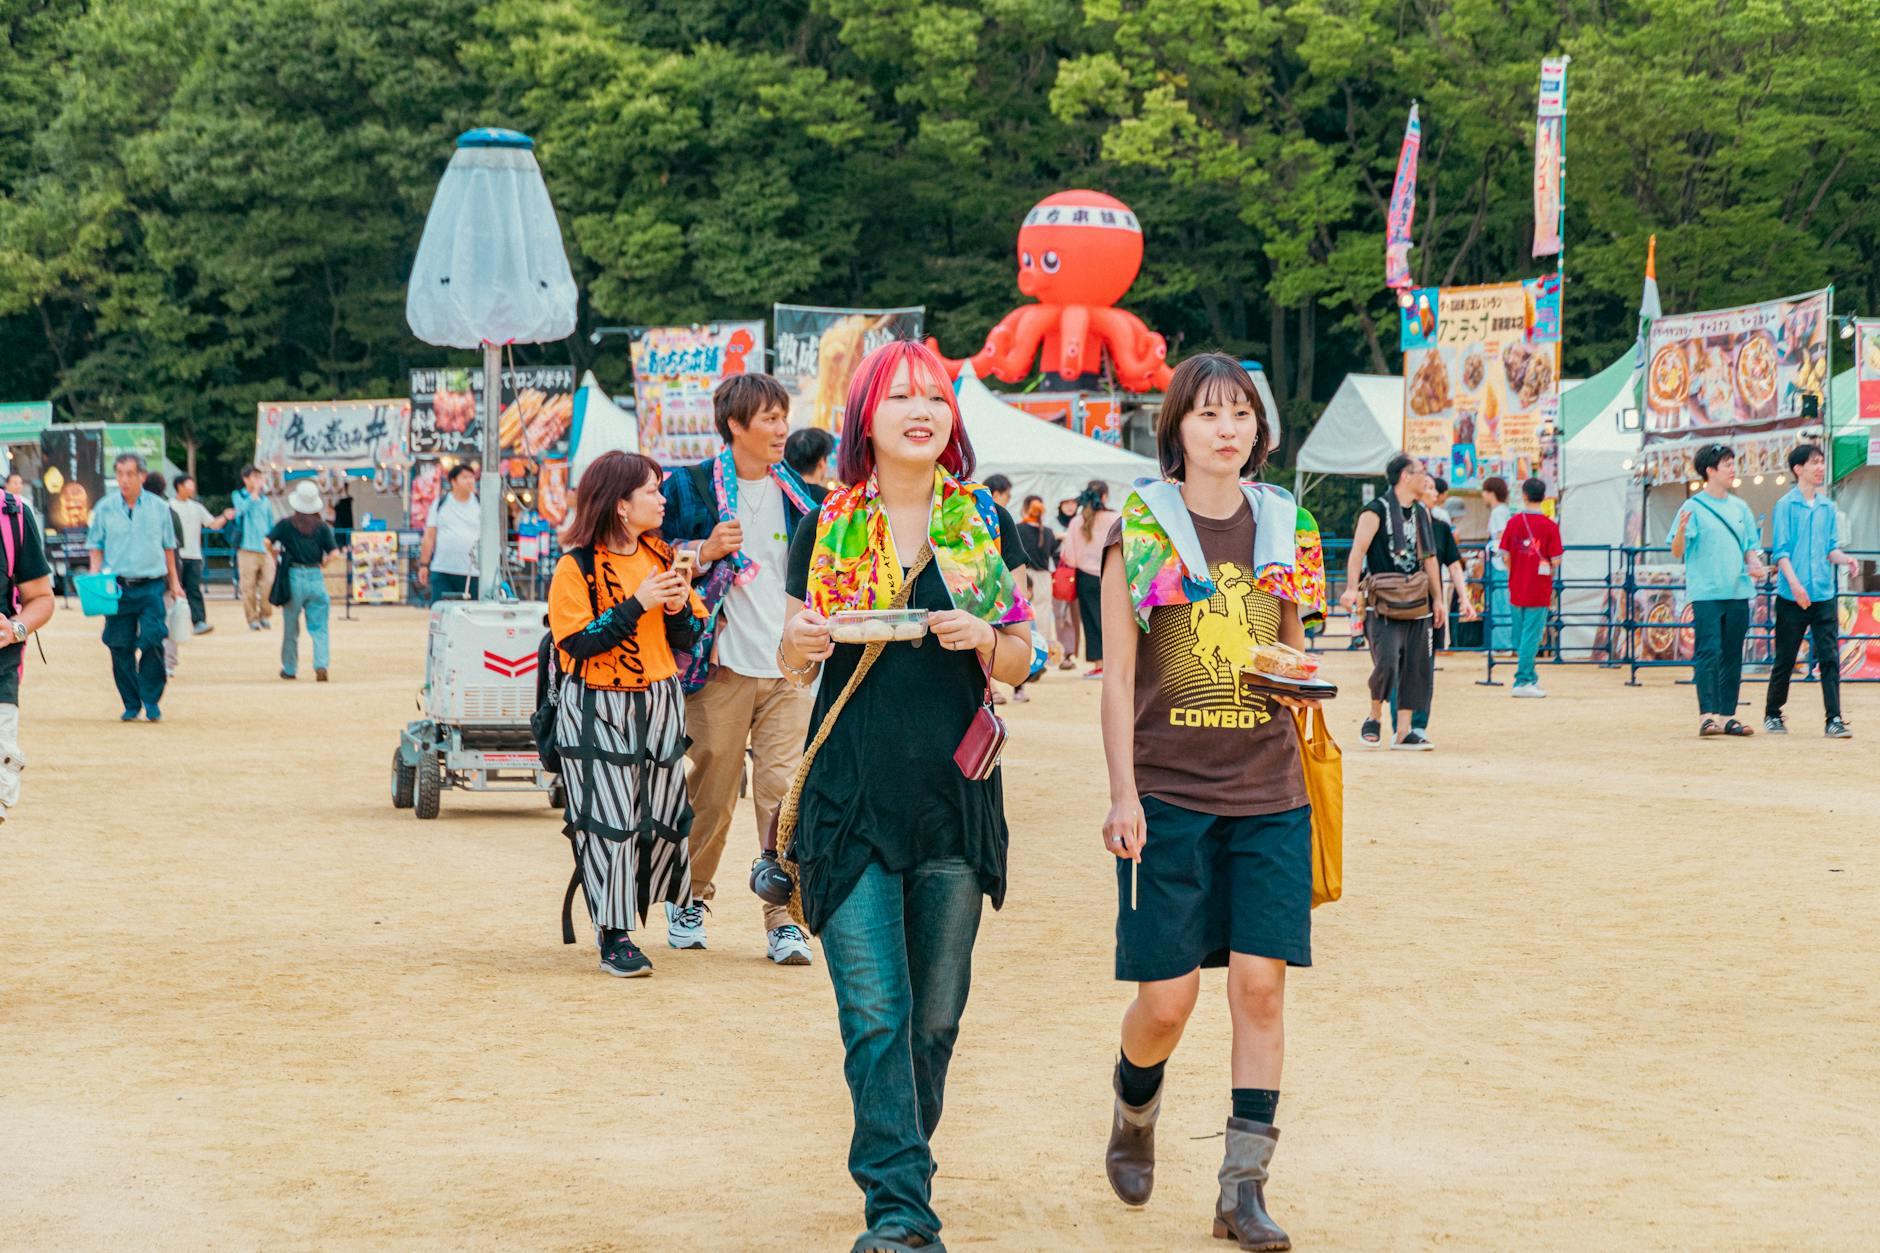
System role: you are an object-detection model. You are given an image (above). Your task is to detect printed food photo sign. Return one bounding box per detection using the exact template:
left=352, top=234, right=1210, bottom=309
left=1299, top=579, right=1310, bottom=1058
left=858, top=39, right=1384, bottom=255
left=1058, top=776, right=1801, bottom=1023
left=1644, top=290, right=1829, bottom=435
left=774, top=305, right=924, bottom=432
left=628, top=323, right=764, bottom=465
left=1400, top=278, right=1561, bottom=490
left=409, top=365, right=575, bottom=459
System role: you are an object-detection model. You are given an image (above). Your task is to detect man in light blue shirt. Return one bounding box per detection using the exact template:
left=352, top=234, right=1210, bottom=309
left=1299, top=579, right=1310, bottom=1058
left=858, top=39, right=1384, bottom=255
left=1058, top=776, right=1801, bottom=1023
left=1764, top=442, right=1858, bottom=737
left=86, top=453, right=182, bottom=722
left=1667, top=443, right=1766, bottom=737
left=231, top=463, right=278, bottom=630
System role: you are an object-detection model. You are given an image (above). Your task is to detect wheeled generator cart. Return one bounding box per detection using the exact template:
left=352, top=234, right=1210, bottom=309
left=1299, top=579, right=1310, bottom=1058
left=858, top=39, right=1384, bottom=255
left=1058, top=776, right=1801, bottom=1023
left=391, top=599, right=563, bottom=819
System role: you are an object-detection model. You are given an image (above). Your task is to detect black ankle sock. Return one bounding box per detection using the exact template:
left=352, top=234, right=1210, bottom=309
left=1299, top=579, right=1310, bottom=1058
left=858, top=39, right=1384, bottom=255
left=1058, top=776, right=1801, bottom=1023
left=1232, top=1087, right=1280, bottom=1124
left=1117, top=1051, right=1166, bottom=1106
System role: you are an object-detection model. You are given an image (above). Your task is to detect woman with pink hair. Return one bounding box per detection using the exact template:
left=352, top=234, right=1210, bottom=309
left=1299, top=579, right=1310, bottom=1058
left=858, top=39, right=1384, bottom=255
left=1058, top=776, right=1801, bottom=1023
left=775, top=340, right=1043, bottom=1252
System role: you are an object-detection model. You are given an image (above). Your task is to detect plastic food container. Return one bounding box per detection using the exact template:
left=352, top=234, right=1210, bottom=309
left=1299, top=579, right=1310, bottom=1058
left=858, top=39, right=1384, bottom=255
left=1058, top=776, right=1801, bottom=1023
left=828, top=608, right=930, bottom=644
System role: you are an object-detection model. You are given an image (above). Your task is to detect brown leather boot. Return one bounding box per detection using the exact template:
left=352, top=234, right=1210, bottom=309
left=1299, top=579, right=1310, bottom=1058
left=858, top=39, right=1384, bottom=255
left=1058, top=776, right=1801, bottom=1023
left=1211, top=1118, right=1288, bottom=1250
left=1105, top=1063, right=1162, bottom=1206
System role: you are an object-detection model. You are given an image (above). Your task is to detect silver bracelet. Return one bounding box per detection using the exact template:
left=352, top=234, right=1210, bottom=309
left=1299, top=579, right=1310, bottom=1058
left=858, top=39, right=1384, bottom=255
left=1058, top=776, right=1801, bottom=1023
left=777, top=647, right=817, bottom=682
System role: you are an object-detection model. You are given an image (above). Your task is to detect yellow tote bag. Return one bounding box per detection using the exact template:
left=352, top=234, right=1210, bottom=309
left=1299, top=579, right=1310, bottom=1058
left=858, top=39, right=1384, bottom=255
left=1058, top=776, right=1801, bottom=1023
left=1293, top=706, right=1343, bottom=908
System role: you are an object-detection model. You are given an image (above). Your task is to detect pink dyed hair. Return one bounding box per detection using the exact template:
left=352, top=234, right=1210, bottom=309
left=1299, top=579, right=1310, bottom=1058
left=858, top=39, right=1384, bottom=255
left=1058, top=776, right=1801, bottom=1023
left=836, top=340, right=976, bottom=486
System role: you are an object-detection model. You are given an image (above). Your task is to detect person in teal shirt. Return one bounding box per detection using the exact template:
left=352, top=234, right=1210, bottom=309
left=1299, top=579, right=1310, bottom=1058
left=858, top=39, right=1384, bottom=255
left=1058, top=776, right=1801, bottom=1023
left=86, top=453, right=182, bottom=721
left=1667, top=444, right=1766, bottom=738
left=230, top=464, right=278, bottom=630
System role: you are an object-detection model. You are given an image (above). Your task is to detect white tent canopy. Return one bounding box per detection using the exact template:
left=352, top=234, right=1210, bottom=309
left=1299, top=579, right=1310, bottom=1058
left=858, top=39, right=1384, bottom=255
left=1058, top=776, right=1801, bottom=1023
left=954, top=361, right=1157, bottom=510
left=1296, top=374, right=1401, bottom=478
left=1556, top=353, right=1641, bottom=657
left=567, top=369, right=639, bottom=485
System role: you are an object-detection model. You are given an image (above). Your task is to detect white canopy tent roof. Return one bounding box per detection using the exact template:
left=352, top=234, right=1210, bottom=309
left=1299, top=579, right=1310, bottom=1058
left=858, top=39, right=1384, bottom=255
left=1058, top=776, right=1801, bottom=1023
left=954, top=361, right=1157, bottom=510
left=1296, top=374, right=1402, bottom=480
left=1555, top=353, right=1642, bottom=657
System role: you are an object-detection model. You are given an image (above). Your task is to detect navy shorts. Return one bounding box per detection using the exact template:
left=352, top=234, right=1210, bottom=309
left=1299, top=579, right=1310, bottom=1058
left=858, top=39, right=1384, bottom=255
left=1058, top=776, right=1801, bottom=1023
left=1115, top=797, right=1312, bottom=982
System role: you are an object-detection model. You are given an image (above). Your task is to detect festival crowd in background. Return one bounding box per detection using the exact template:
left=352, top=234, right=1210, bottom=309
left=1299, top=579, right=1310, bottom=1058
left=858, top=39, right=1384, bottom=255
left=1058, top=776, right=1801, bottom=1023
left=6, top=339, right=1860, bottom=1253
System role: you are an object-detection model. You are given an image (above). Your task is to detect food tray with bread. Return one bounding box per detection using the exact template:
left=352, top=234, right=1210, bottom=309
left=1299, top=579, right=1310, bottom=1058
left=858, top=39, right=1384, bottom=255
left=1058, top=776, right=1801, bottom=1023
left=828, top=608, right=930, bottom=644
left=1241, top=643, right=1337, bottom=701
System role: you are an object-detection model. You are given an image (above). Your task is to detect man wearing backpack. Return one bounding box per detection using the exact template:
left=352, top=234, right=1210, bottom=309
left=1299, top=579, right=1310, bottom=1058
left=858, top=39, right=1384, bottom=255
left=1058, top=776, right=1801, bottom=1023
left=1669, top=443, right=1767, bottom=738
left=660, top=373, right=827, bottom=965
left=1, top=482, right=56, bottom=820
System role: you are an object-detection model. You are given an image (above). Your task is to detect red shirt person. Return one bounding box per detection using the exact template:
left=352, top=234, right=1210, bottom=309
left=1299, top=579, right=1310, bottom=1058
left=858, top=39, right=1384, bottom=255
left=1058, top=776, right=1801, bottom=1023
left=1498, top=477, right=1563, bottom=697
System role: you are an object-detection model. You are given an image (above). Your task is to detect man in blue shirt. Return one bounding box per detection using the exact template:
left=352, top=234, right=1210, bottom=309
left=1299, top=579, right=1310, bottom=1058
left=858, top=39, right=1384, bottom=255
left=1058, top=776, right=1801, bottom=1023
left=1668, top=443, right=1767, bottom=738
left=1764, top=442, right=1858, bottom=738
left=86, top=453, right=182, bottom=722
left=231, top=463, right=277, bottom=630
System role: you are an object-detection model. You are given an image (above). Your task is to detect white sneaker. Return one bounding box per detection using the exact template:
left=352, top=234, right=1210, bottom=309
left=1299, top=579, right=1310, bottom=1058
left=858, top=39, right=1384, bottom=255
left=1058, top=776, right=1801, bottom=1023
left=767, top=924, right=813, bottom=966
left=666, top=900, right=708, bottom=950
left=1511, top=684, right=1548, bottom=699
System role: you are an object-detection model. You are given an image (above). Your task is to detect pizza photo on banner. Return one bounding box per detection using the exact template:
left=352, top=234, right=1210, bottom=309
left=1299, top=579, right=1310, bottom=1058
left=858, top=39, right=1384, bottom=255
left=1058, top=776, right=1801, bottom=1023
left=774, top=305, right=924, bottom=431
left=1643, top=290, right=1830, bottom=435
left=628, top=323, right=764, bottom=464
left=1400, top=278, right=1561, bottom=491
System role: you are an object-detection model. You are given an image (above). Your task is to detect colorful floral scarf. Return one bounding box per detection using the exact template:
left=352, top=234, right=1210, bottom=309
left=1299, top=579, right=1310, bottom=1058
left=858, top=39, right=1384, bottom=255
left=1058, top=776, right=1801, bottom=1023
left=711, top=447, right=818, bottom=585
left=1121, top=480, right=1326, bottom=631
left=807, top=470, right=1047, bottom=675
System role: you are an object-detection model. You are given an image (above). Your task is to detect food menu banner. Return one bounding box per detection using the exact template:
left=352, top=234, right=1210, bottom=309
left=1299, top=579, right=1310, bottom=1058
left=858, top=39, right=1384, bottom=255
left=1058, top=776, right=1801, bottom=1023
left=628, top=323, right=764, bottom=465
left=774, top=305, right=924, bottom=432
left=257, top=399, right=407, bottom=468
left=1855, top=319, right=1880, bottom=423
left=409, top=365, right=576, bottom=458
left=1643, top=290, right=1829, bottom=436
left=1400, top=279, right=1561, bottom=490
left=349, top=531, right=403, bottom=605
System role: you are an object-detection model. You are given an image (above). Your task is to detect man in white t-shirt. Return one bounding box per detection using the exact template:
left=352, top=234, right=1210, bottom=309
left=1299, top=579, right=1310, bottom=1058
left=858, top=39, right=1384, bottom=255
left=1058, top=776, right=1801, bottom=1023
left=661, top=373, right=826, bottom=965
left=419, top=464, right=481, bottom=605
left=169, top=474, right=232, bottom=634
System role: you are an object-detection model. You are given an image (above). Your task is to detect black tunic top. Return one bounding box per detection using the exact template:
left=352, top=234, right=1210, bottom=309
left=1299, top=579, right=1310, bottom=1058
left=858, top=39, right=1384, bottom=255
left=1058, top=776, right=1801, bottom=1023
left=783, top=505, right=1025, bottom=933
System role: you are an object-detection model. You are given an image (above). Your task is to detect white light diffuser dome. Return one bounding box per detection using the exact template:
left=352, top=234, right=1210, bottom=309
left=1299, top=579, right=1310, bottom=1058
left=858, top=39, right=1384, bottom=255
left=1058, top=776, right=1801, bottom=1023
left=406, top=128, right=577, bottom=348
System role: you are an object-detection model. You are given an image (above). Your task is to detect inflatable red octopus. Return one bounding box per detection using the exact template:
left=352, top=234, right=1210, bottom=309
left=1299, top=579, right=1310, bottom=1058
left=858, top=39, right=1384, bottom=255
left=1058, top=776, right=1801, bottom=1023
left=929, top=190, right=1174, bottom=392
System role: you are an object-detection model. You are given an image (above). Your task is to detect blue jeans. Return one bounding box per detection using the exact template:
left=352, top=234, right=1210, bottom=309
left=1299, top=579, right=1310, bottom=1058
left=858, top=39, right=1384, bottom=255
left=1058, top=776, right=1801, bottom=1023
left=102, top=579, right=169, bottom=715
left=1487, top=566, right=1513, bottom=651
left=1512, top=605, right=1547, bottom=687
left=281, top=566, right=331, bottom=675
left=819, top=858, right=984, bottom=1243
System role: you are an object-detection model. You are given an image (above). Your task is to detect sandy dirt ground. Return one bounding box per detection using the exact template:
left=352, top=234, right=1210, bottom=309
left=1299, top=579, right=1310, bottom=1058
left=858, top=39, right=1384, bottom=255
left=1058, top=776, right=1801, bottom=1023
left=3, top=597, right=1877, bottom=1251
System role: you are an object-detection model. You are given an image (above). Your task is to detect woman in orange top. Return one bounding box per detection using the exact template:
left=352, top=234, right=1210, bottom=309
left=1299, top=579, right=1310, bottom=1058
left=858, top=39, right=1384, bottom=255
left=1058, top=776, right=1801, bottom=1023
left=549, top=451, right=707, bottom=978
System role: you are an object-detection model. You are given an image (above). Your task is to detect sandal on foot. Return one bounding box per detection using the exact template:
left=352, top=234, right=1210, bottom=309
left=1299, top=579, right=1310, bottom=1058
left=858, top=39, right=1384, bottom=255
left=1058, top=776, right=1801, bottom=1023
left=1722, top=718, right=1755, bottom=737
left=1360, top=718, right=1381, bottom=745
left=1698, top=718, right=1724, bottom=737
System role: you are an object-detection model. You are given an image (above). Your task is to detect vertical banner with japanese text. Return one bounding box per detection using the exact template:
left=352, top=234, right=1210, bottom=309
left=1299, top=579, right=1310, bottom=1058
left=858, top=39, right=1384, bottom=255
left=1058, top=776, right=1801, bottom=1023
left=627, top=323, right=764, bottom=465
left=1533, top=57, right=1567, bottom=258
left=1385, top=104, right=1421, bottom=294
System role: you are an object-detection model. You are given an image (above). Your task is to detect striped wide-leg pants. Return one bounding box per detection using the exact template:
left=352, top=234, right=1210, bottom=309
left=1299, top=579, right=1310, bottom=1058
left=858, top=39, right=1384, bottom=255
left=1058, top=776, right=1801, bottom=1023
left=558, top=674, right=693, bottom=936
